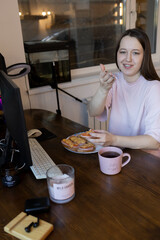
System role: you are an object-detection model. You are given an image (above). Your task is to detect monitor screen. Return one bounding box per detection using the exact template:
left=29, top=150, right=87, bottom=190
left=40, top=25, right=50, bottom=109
left=0, top=70, right=32, bottom=170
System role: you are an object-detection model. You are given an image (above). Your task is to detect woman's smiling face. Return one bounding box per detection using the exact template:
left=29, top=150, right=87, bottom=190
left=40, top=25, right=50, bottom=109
left=117, top=35, right=144, bottom=83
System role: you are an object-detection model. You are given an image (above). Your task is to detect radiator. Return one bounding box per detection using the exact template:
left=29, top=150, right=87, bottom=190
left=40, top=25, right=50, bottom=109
left=88, top=114, right=107, bottom=130
left=84, top=97, right=107, bottom=130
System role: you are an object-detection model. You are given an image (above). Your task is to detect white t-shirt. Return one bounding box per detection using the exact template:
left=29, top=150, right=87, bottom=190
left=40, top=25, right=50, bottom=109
left=97, top=72, right=160, bottom=143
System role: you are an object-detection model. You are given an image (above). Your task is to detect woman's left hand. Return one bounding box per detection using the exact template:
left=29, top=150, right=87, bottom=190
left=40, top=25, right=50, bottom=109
left=87, top=130, right=114, bottom=146
left=87, top=130, right=160, bottom=150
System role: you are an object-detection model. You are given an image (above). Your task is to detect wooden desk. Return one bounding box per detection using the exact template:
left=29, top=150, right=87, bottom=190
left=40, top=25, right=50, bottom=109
left=1, top=109, right=160, bottom=240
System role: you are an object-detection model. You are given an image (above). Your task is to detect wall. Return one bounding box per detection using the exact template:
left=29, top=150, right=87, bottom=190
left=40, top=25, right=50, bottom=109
left=0, top=0, right=31, bottom=109
left=28, top=75, right=100, bottom=127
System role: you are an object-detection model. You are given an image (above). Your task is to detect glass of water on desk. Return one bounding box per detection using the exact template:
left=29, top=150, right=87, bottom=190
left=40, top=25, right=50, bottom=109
left=46, top=164, right=75, bottom=204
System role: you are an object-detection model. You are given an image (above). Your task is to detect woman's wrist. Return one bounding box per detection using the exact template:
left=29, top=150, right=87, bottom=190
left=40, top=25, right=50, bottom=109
left=110, top=134, right=117, bottom=146
left=99, top=85, right=109, bottom=96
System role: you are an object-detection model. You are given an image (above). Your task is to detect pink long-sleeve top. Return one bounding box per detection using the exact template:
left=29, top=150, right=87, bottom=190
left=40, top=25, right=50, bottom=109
left=97, top=72, right=160, bottom=143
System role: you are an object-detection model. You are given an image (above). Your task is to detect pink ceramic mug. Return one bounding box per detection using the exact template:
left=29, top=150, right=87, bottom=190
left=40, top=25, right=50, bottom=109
left=98, top=146, right=131, bottom=175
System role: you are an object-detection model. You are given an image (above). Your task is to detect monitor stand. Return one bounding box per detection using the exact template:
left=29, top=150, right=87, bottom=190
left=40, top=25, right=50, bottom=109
left=0, top=130, right=24, bottom=187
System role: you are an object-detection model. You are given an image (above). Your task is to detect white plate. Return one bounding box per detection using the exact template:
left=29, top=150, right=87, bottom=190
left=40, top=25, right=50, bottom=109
left=63, top=132, right=103, bottom=154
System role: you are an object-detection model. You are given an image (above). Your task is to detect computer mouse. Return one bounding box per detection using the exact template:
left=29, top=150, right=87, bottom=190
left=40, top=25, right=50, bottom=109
left=27, top=129, right=42, bottom=138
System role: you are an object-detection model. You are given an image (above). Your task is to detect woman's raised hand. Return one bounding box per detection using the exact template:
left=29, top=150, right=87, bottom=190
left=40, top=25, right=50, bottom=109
left=87, top=64, right=115, bottom=117
left=99, top=64, right=115, bottom=92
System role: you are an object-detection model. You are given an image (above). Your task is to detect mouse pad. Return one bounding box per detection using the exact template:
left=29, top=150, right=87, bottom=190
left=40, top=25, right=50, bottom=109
left=37, top=128, right=56, bottom=141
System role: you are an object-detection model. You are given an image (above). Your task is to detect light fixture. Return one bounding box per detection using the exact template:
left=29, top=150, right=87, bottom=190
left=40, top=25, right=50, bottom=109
left=120, top=19, right=123, bottom=25
left=42, top=11, right=47, bottom=16
left=119, top=2, right=123, bottom=17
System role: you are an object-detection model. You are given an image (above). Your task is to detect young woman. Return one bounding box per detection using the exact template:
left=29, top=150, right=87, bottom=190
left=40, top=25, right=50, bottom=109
left=88, top=28, right=160, bottom=150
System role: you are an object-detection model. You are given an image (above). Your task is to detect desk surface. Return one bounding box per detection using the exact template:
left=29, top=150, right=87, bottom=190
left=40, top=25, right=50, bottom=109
left=1, top=109, right=160, bottom=240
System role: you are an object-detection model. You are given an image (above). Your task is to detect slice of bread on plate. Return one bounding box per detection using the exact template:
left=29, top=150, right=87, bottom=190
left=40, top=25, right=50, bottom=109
left=61, top=133, right=95, bottom=153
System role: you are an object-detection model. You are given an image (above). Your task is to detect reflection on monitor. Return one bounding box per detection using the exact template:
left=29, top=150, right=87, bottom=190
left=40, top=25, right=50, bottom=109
left=0, top=70, right=32, bottom=170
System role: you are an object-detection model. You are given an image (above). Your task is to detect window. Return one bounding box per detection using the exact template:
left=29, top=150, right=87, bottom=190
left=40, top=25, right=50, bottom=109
left=18, top=0, right=159, bottom=71
left=135, top=0, right=159, bottom=53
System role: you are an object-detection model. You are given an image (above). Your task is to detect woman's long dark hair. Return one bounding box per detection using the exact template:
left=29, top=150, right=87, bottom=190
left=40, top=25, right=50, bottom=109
left=115, top=28, right=160, bottom=81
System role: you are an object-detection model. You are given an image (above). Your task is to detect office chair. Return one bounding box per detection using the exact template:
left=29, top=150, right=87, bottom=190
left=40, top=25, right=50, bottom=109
left=0, top=53, right=31, bottom=79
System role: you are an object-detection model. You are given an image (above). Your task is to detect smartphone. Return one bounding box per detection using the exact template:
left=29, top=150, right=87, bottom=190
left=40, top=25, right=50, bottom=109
left=24, top=197, right=50, bottom=214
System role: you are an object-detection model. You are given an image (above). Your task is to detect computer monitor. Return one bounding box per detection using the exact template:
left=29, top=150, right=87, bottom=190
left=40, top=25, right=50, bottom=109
left=0, top=70, right=32, bottom=170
